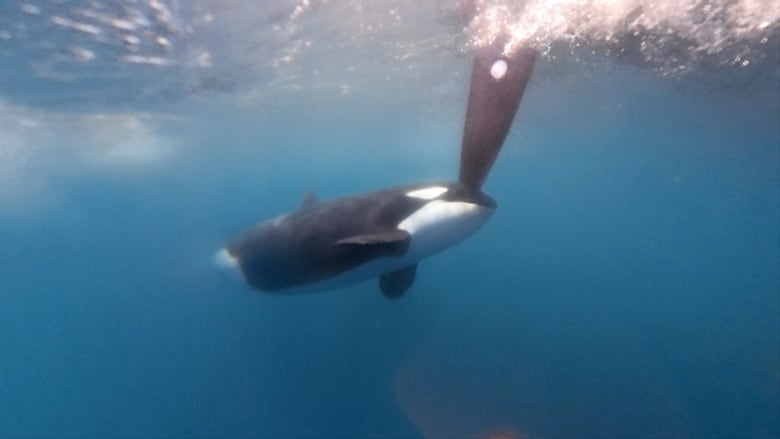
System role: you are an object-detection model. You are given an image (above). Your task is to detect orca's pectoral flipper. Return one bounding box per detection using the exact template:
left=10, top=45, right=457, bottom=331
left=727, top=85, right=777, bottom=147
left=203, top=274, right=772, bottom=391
left=459, top=41, right=537, bottom=191
left=335, top=230, right=412, bottom=257
left=379, top=264, right=417, bottom=298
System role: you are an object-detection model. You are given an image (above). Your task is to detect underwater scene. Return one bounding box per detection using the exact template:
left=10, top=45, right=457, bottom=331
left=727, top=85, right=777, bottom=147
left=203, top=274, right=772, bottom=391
left=0, top=1, right=778, bottom=438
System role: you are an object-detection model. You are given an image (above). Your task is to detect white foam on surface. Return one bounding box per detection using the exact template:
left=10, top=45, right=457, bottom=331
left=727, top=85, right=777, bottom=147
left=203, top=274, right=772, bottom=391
left=0, top=0, right=775, bottom=108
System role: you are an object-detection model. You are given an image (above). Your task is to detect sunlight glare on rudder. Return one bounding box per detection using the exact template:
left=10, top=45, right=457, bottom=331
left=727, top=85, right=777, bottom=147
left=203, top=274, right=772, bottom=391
left=490, top=59, right=508, bottom=79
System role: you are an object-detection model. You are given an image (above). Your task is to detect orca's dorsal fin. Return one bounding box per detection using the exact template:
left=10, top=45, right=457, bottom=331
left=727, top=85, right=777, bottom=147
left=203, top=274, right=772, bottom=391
left=459, top=40, right=537, bottom=191
left=300, top=192, right=319, bottom=210
left=335, top=230, right=411, bottom=257
left=379, top=264, right=417, bottom=298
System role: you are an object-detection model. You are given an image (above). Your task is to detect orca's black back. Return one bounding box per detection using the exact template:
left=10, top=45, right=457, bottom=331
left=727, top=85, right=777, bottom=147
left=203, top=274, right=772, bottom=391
left=226, top=185, right=430, bottom=291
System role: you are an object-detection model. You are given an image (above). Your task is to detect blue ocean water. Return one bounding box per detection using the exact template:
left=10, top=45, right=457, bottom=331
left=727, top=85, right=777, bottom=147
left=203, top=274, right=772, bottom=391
left=1, top=2, right=779, bottom=438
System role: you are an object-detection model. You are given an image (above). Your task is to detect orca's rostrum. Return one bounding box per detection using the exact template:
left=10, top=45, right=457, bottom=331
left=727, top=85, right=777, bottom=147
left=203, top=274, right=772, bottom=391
left=215, top=42, right=536, bottom=298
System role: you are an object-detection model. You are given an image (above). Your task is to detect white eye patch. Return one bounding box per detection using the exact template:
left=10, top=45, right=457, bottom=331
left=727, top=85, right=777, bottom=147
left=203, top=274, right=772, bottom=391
left=405, top=186, right=448, bottom=200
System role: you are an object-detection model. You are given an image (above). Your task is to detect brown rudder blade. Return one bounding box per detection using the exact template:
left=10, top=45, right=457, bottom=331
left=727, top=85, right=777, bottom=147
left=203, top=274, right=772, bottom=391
left=459, top=41, right=537, bottom=191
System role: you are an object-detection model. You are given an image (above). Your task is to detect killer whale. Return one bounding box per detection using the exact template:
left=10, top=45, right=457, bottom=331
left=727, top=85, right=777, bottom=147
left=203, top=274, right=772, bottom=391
left=216, top=41, right=536, bottom=298
left=216, top=182, right=496, bottom=297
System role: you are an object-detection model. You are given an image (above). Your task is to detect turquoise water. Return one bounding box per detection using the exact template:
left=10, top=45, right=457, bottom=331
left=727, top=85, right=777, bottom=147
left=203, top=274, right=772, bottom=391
left=1, top=2, right=779, bottom=438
